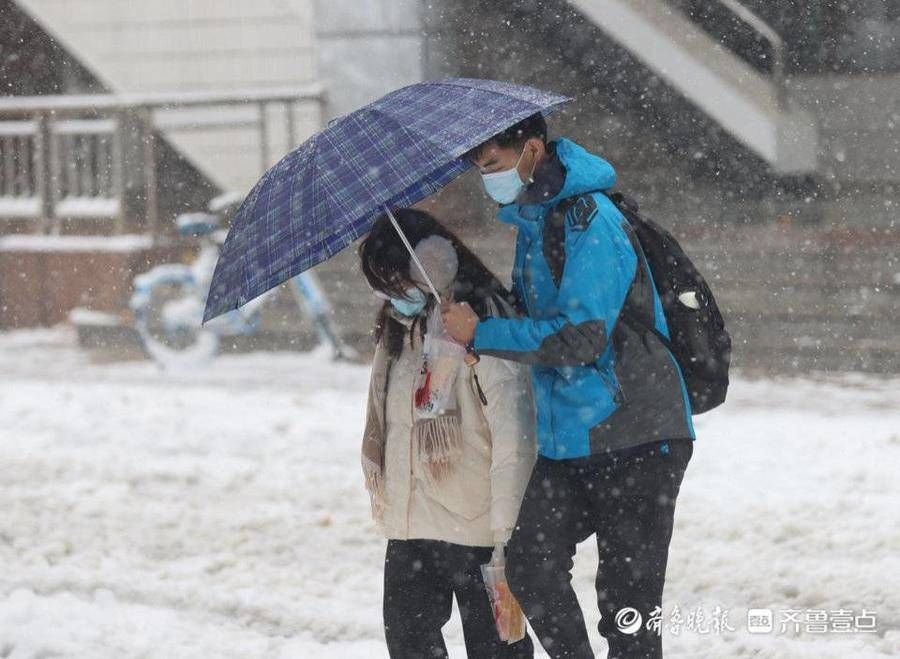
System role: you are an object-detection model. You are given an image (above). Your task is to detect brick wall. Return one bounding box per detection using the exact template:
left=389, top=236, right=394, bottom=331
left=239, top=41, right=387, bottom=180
left=0, top=236, right=183, bottom=328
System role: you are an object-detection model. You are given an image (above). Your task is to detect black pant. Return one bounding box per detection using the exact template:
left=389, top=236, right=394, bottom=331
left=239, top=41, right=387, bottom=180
left=383, top=539, right=534, bottom=659
left=506, top=439, right=693, bottom=659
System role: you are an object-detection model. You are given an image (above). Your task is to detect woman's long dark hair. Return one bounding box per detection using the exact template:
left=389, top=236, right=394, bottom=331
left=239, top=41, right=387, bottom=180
left=359, top=208, right=518, bottom=357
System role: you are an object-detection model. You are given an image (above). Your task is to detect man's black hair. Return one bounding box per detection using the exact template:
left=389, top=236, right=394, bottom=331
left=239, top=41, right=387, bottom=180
left=465, top=112, right=547, bottom=161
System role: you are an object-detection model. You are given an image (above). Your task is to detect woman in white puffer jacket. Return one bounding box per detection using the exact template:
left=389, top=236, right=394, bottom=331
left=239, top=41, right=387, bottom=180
left=359, top=208, right=536, bottom=659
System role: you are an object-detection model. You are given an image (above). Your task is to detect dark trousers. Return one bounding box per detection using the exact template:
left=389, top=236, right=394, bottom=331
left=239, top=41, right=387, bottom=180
left=506, top=439, right=693, bottom=659
left=383, top=539, right=535, bottom=659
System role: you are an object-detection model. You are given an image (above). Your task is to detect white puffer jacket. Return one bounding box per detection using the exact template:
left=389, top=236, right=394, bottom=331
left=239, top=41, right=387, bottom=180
left=372, top=332, right=536, bottom=547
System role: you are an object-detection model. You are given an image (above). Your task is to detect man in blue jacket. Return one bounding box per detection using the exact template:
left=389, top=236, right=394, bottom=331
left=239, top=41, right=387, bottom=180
left=442, top=113, right=695, bottom=658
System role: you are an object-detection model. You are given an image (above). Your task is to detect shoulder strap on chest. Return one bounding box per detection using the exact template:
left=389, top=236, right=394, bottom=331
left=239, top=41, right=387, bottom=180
left=541, top=190, right=611, bottom=288
left=542, top=195, right=581, bottom=288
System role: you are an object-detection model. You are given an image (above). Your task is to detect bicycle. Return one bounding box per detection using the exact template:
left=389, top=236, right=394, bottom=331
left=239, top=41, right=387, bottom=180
left=129, top=195, right=355, bottom=366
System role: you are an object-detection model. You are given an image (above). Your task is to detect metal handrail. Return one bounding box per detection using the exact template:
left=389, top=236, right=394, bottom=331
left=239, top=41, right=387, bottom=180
left=0, top=84, right=326, bottom=115
left=716, top=0, right=786, bottom=107
left=0, top=86, right=325, bottom=239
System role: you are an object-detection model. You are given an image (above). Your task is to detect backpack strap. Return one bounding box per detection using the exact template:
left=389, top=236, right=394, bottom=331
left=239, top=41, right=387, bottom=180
left=542, top=190, right=675, bottom=352
left=607, top=192, right=678, bottom=354
left=542, top=195, right=578, bottom=289
left=619, top=264, right=676, bottom=354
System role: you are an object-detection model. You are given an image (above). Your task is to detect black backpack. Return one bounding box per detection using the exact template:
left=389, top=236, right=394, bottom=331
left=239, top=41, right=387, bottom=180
left=606, top=192, right=731, bottom=414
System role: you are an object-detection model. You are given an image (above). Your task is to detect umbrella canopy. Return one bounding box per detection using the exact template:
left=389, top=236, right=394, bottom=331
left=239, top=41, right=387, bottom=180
left=203, top=78, right=570, bottom=323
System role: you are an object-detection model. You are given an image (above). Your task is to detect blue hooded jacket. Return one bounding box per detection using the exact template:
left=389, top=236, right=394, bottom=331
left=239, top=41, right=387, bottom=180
left=473, top=138, right=695, bottom=459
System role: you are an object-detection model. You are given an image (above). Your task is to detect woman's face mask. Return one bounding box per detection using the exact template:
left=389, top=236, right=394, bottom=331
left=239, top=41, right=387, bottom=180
left=379, top=287, right=428, bottom=317
left=480, top=145, right=529, bottom=204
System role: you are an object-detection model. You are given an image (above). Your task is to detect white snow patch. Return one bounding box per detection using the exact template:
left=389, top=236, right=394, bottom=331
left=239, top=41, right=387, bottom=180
left=54, top=197, right=120, bottom=219
left=68, top=307, right=123, bottom=327
left=0, top=197, right=41, bottom=218
left=0, top=329, right=898, bottom=657
left=0, top=234, right=153, bottom=253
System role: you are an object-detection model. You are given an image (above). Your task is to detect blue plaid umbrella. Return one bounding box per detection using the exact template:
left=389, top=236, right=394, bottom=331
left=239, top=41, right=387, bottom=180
left=203, top=78, right=570, bottom=322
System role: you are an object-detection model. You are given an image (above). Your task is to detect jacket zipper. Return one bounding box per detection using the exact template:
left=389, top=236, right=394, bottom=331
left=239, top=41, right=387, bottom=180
left=405, top=357, right=421, bottom=537
left=469, top=369, right=493, bottom=435
left=595, top=364, right=626, bottom=405
left=472, top=369, right=488, bottom=406
left=516, top=233, right=532, bottom=316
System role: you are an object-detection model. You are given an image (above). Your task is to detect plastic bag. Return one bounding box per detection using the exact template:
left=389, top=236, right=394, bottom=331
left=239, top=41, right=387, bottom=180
left=481, top=550, right=527, bottom=644
left=415, top=308, right=467, bottom=417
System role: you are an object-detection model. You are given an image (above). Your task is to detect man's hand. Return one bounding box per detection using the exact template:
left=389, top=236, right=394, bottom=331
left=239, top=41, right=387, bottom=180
left=441, top=302, right=478, bottom=345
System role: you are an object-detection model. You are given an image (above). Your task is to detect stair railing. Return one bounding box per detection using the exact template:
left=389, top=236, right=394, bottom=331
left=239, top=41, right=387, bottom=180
left=0, top=85, right=326, bottom=239
left=715, top=0, right=786, bottom=108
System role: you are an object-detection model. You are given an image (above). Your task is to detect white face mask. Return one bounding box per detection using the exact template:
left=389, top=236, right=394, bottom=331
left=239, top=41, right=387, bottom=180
left=374, top=287, right=428, bottom=317
left=389, top=287, right=428, bottom=317
left=480, top=145, right=530, bottom=204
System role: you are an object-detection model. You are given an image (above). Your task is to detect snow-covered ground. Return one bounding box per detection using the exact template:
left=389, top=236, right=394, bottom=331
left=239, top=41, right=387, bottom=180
left=1, top=327, right=898, bottom=658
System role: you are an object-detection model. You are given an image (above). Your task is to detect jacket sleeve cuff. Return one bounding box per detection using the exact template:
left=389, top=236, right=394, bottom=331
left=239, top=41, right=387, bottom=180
left=474, top=317, right=513, bottom=353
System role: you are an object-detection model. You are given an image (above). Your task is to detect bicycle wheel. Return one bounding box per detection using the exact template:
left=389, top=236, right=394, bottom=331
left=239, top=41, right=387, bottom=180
left=130, top=265, right=220, bottom=366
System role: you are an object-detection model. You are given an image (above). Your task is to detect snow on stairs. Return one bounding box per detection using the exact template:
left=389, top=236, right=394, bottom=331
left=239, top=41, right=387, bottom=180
left=567, top=0, right=818, bottom=174
left=11, top=0, right=320, bottom=193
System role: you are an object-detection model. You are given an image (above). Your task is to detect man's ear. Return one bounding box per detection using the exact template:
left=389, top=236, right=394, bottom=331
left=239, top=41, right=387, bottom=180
left=522, top=138, right=545, bottom=182
left=522, top=137, right=545, bottom=166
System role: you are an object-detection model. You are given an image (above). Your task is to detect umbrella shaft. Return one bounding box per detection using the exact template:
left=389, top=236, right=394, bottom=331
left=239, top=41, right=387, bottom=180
left=384, top=206, right=442, bottom=302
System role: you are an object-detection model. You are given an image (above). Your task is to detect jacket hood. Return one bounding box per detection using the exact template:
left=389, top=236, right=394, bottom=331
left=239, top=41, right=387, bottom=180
left=497, top=138, right=616, bottom=226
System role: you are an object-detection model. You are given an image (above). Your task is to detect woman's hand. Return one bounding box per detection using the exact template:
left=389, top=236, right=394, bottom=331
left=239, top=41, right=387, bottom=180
left=441, top=302, right=478, bottom=344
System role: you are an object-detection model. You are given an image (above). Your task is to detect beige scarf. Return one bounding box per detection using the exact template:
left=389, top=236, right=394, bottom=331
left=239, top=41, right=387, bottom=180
left=361, top=341, right=392, bottom=522
left=361, top=329, right=464, bottom=521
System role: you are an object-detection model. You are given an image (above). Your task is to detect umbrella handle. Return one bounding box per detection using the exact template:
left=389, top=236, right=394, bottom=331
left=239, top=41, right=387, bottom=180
left=384, top=206, right=442, bottom=303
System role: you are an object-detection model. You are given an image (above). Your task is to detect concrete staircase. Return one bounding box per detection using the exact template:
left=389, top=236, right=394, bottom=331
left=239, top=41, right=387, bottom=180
left=12, top=0, right=320, bottom=193
left=568, top=0, right=818, bottom=174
